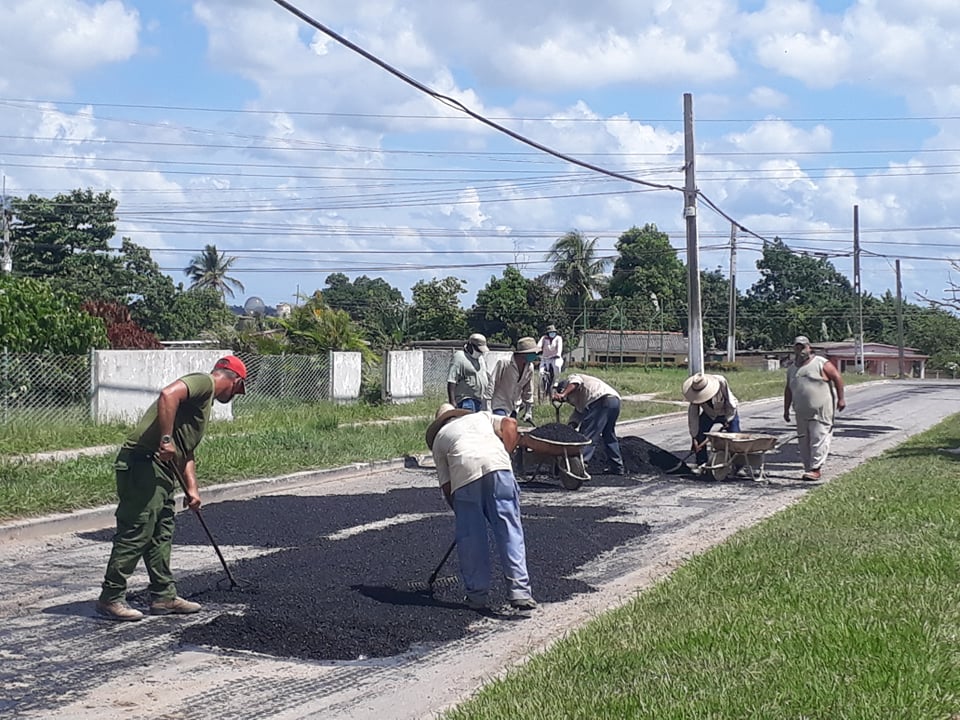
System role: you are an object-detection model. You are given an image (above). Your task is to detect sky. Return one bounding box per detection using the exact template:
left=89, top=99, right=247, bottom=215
left=2, top=0, right=960, bottom=318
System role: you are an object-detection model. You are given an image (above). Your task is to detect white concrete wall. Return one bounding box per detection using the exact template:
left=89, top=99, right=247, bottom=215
left=384, top=350, right=423, bottom=403
left=330, top=351, right=362, bottom=402
left=91, top=350, right=234, bottom=424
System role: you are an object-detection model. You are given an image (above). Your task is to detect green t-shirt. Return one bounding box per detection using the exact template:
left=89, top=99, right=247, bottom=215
left=122, top=373, right=215, bottom=457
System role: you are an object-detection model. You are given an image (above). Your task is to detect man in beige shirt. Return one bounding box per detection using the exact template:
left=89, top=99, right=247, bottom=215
left=553, top=373, right=624, bottom=475
left=784, top=336, right=845, bottom=481
left=682, top=372, right=741, bottom=467
left=426, top=404, right=536, bottom=613
left=486, top=336, right=538, bottom=422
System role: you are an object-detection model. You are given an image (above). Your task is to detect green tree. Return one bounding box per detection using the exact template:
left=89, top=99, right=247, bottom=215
left=741, top=238, right=855, bottom=348
left=277, top=291, right=373, bottom=359
left=409, top=277, right=469, bottom=340
left=184, top=244, right=245, bottom=299
left=0, top=276, right=107, bottom=353
left=544, top=230, right=610, bottom=323
left=472, top=266, right=555, bottom=345
left=608, top=224, right=685, bottom=311
left=11, top=189, right=117, bottom=281
left=322, top=273, right=409, bottom=350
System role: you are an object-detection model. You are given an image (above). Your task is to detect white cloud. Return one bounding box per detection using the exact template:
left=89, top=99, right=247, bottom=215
left=748, top=86, right=789, bottom=109
left=0, top=0, right=140, bottom=95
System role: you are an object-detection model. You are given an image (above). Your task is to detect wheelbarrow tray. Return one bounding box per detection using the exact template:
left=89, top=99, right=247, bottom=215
left=705, top=432, right=779, bottom=454
left=519, top=431, right=591, bottom=457
left=516, top=430, right=591, bottom=489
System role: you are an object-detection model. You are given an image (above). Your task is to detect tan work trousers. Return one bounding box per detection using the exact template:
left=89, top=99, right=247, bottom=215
left=795, top=417, right=833, bottom=472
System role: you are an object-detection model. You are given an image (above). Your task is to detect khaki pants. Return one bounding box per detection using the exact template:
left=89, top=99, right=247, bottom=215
left=796, top=418, right=833, bottom=472
left=99, top=455, right=178, bottom=604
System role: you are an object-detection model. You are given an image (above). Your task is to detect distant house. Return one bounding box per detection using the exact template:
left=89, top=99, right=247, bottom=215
left=570, top=330, right=688, bottom=366
left=815, top=341, right=929, bottom=378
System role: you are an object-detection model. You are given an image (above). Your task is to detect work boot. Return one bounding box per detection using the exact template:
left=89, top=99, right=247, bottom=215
left=463, top=595, right=488, bottom=611
left=95, top=599, right=144, bottom=622
left=149, top=596, right=202, bottom=615
left=509, top=597, right=538, bottom=612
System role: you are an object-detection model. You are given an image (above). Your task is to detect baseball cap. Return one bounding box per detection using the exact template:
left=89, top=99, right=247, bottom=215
left=467, top=333, right=489, bottom=352
left=214, top=355, right=248, bottom=384
left=793, top=336, right=811, bottom=346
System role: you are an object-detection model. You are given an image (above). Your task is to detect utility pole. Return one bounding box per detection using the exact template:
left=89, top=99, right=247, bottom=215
left=1, top=177, right=12, bottom=275
left=853, top=205, right=864, bottom=373
left=684, top=93, right=704, bottom=374
left=726, top=222, right=737, bottom=363
left=896, top=259, right=905, bottom=378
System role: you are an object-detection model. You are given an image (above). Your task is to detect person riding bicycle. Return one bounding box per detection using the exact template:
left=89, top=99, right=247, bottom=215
left=537, top=324, right=563, bottom=394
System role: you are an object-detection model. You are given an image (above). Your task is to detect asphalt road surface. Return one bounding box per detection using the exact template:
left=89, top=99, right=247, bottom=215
left=1, top=380, right=958, bottom=720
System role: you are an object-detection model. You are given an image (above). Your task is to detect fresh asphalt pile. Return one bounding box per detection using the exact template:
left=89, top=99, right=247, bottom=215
left=84, top=480, right=650, bottom=662
left=528, top=423, right=589, bottom=443
left=584, top=435, right=695, bottom=477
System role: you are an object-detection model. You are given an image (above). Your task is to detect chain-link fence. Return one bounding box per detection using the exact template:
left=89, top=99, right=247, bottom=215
left=422, top=348, right=454, bottom=398
left=232, top=352, right=330, bottom=416
left=0, top=350, right=92, bottom=430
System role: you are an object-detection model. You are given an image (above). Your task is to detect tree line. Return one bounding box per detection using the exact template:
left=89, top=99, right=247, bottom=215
left=1, top=189, right=959, bottom=369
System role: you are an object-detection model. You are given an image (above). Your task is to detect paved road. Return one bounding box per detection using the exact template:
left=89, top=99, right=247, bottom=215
left=1, top=380, right=958, bottom=720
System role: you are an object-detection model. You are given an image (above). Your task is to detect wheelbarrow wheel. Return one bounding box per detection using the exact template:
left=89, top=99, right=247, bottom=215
left=559, top=468, right=584, bottom=490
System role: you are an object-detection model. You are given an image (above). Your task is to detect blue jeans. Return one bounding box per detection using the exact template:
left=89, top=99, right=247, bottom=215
left=695, top=411, right=741, bottom=465
left=452, top=469, right=532, bottom=603
left=577, top=395, right=623, bottom=470
left=457, top=398, right=483, bottom=412
left=492, top=408, right=517, bottom=418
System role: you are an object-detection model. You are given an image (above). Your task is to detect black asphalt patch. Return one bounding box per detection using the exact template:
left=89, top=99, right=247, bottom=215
left=83, top=487, right=650, bottom=662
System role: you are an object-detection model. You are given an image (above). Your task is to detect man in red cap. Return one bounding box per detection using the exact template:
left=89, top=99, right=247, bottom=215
left=95, top=355, right=247, bottom=621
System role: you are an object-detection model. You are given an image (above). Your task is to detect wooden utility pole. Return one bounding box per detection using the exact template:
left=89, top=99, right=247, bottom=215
left=896, top=259, right=905, bottom=378
left=684, top=93, right=704, bottom=374
left=853, top=205, right=864, bottom=373
left=1, top=176, right=11, bottom=275
left=726, top=222, right=737, bottom=363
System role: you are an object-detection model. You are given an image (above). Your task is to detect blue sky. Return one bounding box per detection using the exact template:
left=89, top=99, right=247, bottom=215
left=2, top=0, right=960, bottom=322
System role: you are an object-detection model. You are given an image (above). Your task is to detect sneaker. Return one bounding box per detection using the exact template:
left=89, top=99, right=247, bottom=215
left=463, top=595, right=488, bottom=611
left=602, top=466, right=625, bottom=476
left=149, top=596, right=202, bottom=615
left=95, top=599, right=144, bottom=622
left=509, top=597, right=538, bottom=611
left=801, top=469, right=822, bottom=481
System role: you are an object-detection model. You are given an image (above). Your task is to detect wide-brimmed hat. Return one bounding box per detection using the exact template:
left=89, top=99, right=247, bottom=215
left=545, top=324, right=557, bottom=333
left=514, top=336, right=539, bottom=354
left=425, top=403, right=471, bottom=449
left=467, top=333, right=489, bottom=352
left=682, top=372, right=720, bottom=404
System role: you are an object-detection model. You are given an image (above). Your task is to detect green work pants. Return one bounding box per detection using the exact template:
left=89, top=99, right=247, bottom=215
left=99, top=455, right=178, bottom=603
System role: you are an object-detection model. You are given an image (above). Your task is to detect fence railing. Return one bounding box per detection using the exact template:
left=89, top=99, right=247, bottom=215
left=0, top=349, right=91, bottom=430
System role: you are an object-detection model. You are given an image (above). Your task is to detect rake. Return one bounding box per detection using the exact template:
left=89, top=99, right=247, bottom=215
left=408, top=539, right=460, bottom=594
left=159, top=458, right=252, bottom=591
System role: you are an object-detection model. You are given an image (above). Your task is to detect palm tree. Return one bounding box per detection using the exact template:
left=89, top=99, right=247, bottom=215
left=184, top=244, right=244, bottom=299
left=544, top=230, right=610, bottom=317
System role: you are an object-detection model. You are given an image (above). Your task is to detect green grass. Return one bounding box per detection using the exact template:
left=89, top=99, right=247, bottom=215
left=442, top=415, right=960, bottom=720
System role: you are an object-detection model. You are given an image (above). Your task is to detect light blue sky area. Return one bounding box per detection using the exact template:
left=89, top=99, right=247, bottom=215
left=1, top=0, right=958, bottom=314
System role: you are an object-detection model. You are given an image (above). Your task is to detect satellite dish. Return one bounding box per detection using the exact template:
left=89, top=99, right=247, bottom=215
left=243, top=296, right=266, bottom=317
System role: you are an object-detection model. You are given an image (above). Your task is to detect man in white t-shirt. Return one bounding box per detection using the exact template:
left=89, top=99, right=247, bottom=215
left=537, top=324, right=563, bottom=391
left=425, top=404, right=536, bottom=612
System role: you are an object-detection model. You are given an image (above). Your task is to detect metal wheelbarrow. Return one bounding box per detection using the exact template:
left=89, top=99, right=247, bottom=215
left=703, top=431, right=781, bottom=482
left=515, top=428, right=592, bottom=490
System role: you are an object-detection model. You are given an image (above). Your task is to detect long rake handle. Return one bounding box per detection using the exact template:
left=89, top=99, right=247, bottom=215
left=161, top=459, right=239, bottom=588
left=428, top=539, right=457, bottom=587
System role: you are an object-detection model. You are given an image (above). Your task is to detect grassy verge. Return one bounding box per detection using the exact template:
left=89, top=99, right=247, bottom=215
left=443, top=415, right=960, bottom=720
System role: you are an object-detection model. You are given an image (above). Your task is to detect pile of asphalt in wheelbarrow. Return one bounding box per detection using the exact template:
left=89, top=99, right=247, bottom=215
left=528, top=423, right=589, bottom=443
left=91, top=482, right=651, bottom=662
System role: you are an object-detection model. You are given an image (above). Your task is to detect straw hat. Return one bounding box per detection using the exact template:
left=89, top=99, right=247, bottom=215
left=514, top=336, right=539, bottom=354
left=682, top=372, right=720, bottom=404
left=425, top=403, right=471, bottom=449
left=545, top=324, right=557, bottom=333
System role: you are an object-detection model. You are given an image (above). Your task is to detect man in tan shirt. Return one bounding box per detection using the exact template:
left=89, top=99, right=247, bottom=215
left=553, top=373, right=624, bottom=475
left=426, top=404, right=536, bottom=613
left=784, top=336, right=845, bottom=481
left=486, top=336, right=538, bottom=422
